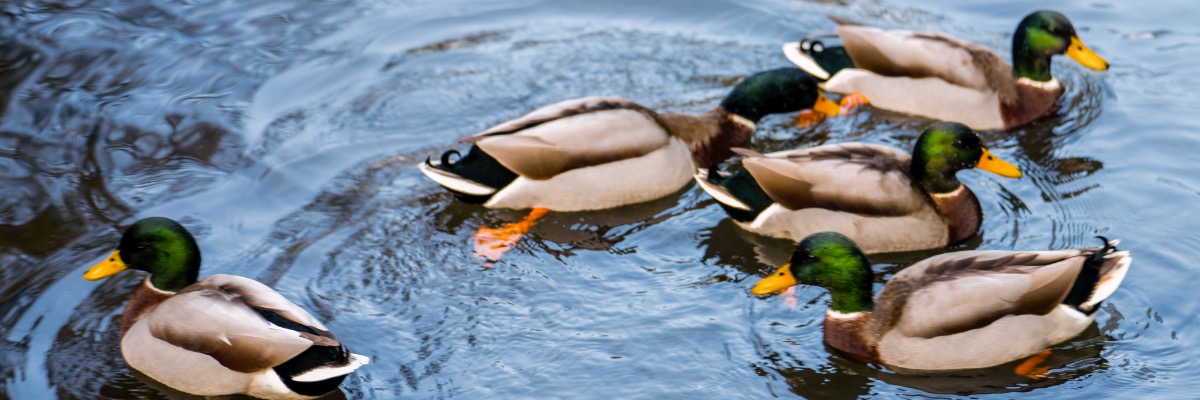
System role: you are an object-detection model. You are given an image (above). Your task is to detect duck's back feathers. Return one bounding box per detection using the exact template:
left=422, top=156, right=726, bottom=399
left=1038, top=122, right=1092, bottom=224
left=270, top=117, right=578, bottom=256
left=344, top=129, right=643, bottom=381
left=464, top=96, right=649, bottom=141
left=740, top=143, right=922, bottom=216
left=144, top=275, right=339, bottom=373
left=865, top=241, right=1131, bottom=370
left=832, top=19, right=1017, bottom=104
left=872, top=241, right=1131, bottom=341
left=465, top=98, right=670, bottom=180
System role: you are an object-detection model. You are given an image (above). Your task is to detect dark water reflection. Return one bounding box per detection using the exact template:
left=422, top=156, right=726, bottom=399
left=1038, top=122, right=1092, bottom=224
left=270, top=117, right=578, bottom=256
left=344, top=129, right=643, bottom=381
left=2, top=0, right=1197, bottom=399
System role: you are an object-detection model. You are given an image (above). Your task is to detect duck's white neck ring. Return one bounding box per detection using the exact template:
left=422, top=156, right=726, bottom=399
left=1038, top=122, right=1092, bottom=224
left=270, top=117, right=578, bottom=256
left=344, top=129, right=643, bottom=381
left=729, top=114, right=756, bottom=131
left=827, top=310, right=867, bottom=320
left=929, top=183, right=967, bottom=201
left=1016, top=77, right=1062, bottom=91
left=141, top=276, right=177, bottom=295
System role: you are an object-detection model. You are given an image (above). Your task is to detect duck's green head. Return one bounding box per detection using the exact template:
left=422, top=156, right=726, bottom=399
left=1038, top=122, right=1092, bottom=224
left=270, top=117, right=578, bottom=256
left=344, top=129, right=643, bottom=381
left=1012, top=10, right=1109, bottom=81
left=84, top=217, right=201, bottom=292
left=910, top=121, right=1022, bottom=194
left=752, top=232, right=874, bottom=313
left=720, top=68, right=842, bottom=122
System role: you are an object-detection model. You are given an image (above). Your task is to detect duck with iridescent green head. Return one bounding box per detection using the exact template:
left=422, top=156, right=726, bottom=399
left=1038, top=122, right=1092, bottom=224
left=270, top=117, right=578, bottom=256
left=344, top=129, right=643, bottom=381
left=783, top=10, right=1109, bottom=130
left=696, top=121, right=1021, bottom=254
left=83, top=217, right=368, bottom=399
left=418, top=68, right=854, bottom=212
left=751, top=232, right=1132, bottom=372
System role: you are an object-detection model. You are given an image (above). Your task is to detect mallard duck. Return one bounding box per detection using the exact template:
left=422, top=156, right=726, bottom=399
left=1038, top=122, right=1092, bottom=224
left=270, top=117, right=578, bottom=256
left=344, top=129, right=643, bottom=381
left=418, top=68, right=848, bottom=211
left=83, top=217, right=368, bottom=399
left=752, top=231, right=1132, bottom=372
left=783, top=10, right=1109, bottom=130
left=695, top=121, right=1021, bottom=254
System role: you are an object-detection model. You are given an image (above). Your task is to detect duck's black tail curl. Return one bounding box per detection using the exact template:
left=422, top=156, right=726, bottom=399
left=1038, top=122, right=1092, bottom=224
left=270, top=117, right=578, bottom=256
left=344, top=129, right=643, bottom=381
left=437, top=149, right=461, bottom=168
left=799, top=34, right=856, bottom=80
left=428, top=146, right=518, bottom=203
left=1063, top=236, right=1116, bottom=315
left=703, top=167, right=773, bottom=223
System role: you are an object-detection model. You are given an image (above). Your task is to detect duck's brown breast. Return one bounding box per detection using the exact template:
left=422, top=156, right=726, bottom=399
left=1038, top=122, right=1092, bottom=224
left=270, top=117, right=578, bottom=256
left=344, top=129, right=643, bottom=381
left=823, top=311, right=878, bottom=363
left=119, top=278, right=174, bottom=338
left=1000, top=78, right=1065, bottom=129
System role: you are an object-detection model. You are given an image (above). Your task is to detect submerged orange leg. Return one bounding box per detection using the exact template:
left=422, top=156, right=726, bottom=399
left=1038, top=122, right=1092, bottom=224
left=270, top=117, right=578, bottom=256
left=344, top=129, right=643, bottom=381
left=473, top=208, right=550, bottom=264
left=1014, top=349, right=1052, bottom=379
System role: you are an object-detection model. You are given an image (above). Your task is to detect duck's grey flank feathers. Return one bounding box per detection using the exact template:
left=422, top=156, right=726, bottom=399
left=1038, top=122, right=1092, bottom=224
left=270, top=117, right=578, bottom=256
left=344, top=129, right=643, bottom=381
left=870, top=246, right=1123, bottom=342
left=832, top=20, right=1018, bottom=105
left=463, top=97, right=649, bottom=141
left=145, top=274, right=336, bottom=373
left=742, top=143, right=921, bottom=216
left=473, top=108, right=669, bottom=180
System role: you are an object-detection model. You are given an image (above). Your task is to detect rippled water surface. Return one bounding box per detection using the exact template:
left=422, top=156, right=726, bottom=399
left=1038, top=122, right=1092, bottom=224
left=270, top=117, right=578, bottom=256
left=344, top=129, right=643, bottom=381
left=2, top=0, right=1197, bottom=398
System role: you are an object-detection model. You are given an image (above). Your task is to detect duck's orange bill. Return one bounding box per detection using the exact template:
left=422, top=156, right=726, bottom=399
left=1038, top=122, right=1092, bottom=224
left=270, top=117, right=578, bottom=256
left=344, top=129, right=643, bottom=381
left=812, top=92, right=842, bottom=117
left=751, top=263, right=798, bottom=296
left=473, top=208, right=550, bottom=264
left=1065, top=36, right=1109, bottom=71
left=976, top=148, right=1023, bottom=178
left=84, top=250, right=126, bottom=281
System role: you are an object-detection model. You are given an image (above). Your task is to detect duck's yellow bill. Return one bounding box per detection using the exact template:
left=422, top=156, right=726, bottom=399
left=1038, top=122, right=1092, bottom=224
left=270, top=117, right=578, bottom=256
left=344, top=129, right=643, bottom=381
left=1066, top=36, right=1109, bottom=71
left=976, top=148, right=1022, bottom=178
left=752, top=263, right=798, bottom=296
left=812, top=92, right=841, bottom=116
left=84, top=250, right=127, bottom=281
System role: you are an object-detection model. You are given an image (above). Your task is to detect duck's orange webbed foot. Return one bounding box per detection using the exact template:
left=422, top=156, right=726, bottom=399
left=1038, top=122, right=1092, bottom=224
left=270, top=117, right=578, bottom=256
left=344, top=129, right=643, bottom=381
left=794, top=109, right=825, bottom=128
left=1013, top=349, right=1052, bottom=379
left=795, top=92, right=869, bottom=128
left=839, top=92, right=869, bottom=112
left=473, top=207, right=550, bottom=264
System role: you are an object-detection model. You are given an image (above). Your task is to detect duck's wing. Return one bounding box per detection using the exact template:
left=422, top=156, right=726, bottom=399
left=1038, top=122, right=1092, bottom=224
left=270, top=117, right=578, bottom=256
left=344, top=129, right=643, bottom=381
left=462, top=97, right=671, bottom=180
left=873, top=242, right=1130, bottom=340
left=462, top=96, right=643, bottom=140
left=831, top=17, right=1017, bottom=103
left=738, top=143, right=925, bottom=216
left=144, top=274, right=344, bottom=373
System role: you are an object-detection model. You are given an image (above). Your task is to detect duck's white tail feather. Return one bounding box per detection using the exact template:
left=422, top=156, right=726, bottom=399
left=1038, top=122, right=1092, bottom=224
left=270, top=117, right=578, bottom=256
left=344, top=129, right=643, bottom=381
left=418, top=161, right=496, bottom=196
left=693, top=169, right=751, bottom=211
left=782, top=42, right=831, bottom=80
left=292, top=353, right=370, bottom=383
left=1082, top=250, right=1132, bottom=311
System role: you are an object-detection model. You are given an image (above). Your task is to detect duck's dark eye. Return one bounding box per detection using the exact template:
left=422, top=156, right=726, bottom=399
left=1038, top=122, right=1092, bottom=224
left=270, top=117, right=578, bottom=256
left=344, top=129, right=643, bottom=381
left=135, top=242, right=149, bottom=250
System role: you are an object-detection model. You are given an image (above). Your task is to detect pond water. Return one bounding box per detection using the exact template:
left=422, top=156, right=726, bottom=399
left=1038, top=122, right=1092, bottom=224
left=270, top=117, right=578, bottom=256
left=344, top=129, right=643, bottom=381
left=2, top=0, right=1197, bottom=398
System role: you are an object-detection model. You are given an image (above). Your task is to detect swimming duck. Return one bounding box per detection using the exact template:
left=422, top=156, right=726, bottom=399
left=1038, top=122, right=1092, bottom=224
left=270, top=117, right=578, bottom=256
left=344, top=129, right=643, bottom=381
left=752, top=232, right=1132, bottom=372
left=83, top=217, right=368, bottom=399
left=696, top=121, right=1021, bottom=254
left=783, top=10, right=1109, bottom=130
left=419, top=68, right=848, bottom=211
